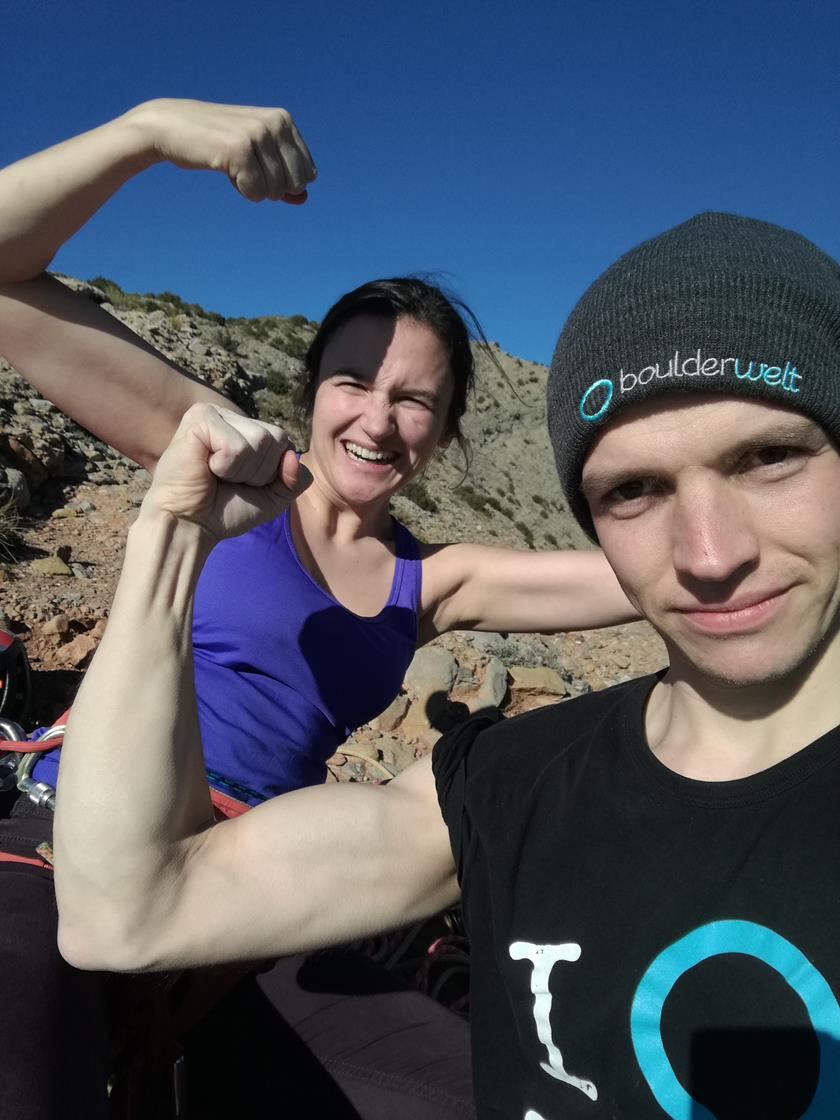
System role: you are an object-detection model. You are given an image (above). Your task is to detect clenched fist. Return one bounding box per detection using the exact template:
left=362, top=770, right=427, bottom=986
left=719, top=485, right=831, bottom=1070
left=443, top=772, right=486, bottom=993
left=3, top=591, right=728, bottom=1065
left=124, top=98, right=317, bottom=203
left=141, top=404, right=313, bottom=541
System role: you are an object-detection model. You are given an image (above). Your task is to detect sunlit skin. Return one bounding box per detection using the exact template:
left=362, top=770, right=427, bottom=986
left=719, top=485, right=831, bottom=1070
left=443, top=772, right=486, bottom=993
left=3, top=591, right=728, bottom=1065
left=299, top=315, right=453, bottom=525
left=582, top=396, right=840, bottom=776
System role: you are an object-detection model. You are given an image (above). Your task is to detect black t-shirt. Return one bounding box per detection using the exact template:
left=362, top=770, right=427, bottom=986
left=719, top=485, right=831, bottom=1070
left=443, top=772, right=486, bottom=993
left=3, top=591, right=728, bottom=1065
left=433, top=676, right=840, bottom=1119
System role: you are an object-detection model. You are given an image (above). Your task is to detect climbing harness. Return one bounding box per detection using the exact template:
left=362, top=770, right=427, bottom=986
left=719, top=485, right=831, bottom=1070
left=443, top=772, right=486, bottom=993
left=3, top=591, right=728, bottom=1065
left=0, top=631, right=60, bottom=870
left=0, top=713, right=65, bottom=871
left=0, top=714, right=64, bottom=812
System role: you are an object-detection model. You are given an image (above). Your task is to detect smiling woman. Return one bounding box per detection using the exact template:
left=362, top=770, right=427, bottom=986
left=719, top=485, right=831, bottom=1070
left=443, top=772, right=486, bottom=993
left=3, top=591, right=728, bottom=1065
left=0, top=97, right=637, bottom=1115
left=301, top=298, right=457, bottom=521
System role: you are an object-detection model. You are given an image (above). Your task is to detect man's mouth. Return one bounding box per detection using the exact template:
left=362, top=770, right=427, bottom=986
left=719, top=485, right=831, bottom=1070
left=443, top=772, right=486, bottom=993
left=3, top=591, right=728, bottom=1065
left=343, top=441, right=397, bottom=465
left=675, top=589, right=792, bottom=634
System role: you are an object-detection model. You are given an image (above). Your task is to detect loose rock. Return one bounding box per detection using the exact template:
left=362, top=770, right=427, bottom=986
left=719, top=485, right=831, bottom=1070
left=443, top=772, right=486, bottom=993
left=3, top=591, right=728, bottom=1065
left=31, top=556, right=73, bottom=577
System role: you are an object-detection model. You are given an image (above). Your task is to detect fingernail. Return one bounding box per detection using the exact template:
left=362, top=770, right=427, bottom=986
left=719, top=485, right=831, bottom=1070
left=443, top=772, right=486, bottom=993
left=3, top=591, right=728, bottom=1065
left=296, top=464, right=314, bottom=491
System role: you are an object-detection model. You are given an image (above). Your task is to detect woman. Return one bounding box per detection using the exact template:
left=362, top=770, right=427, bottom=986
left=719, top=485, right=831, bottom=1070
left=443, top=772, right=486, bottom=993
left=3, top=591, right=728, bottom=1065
left=0, top=100, right=634, bottom=1117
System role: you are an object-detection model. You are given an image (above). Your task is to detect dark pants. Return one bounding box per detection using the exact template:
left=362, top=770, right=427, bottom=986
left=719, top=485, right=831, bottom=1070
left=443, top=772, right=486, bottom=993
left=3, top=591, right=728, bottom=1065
left=183, top=952, right=475, bottom=1118
left=0, top=795, right=475, bottom=1119
left=0, top=796, right=110, bottom=1120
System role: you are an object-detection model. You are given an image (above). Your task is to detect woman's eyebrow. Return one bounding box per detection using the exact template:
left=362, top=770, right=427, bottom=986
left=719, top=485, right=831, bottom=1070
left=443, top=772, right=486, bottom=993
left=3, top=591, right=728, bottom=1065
left=325, top=365, right=369, bottom=378
left=401, top=386, right=440, bottom=404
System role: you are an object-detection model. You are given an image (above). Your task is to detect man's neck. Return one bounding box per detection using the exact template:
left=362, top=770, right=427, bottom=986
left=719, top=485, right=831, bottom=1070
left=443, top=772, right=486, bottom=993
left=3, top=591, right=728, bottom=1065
left=644, top=635, right=840, bottom=781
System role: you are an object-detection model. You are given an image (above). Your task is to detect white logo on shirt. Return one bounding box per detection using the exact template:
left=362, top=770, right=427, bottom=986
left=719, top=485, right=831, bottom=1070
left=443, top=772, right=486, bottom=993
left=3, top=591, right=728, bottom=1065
left=510, top=940, right=599, bottom=1105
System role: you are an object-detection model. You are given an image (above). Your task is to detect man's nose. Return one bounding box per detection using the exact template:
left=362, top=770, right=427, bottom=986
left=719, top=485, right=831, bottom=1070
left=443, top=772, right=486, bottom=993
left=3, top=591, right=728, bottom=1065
left=671, top=480, right=760, bottom=585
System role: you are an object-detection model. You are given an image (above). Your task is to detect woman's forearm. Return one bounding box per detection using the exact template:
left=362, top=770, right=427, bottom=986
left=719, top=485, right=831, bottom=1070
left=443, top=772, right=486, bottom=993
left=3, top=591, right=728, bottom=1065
left=0, top=274, right=240, bottom=470
left=0, top=98, right=315, bottom=283
left=0, top=100, right=314, bottom=468
left=0, top=110, right=156, bottom=283
left=0, top=103, right=228, bottom=468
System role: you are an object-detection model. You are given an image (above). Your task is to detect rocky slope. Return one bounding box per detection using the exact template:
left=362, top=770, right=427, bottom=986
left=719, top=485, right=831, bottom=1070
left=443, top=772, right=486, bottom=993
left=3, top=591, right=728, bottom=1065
left=0, top=276, right=666, bottom=775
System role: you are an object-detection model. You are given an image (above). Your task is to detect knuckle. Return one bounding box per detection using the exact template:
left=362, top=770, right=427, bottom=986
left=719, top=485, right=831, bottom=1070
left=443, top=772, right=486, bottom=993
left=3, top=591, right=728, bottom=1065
left=231, top=135, right=256, bottom=165
left=184, top=402, right=211, bottom=424
left=251, top=123, right=273, bottom=148
left=267, top=108, right=292, bottom=134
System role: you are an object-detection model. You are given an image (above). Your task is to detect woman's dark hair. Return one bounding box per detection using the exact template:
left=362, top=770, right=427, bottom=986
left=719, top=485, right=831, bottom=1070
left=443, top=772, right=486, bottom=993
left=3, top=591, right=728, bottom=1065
left=300, top=277, right=488, bottom=452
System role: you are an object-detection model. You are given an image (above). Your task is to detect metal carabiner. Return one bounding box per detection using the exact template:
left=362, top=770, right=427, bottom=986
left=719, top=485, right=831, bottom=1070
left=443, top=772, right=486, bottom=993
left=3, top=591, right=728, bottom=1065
left=15, top=751, right=56, bottom=812
left=0, top=716, right=58, bottom=811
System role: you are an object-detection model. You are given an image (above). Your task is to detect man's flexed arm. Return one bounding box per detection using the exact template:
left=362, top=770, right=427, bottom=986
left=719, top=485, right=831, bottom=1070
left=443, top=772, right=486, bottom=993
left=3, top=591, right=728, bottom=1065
left=54, top=407, right=458, bottom=971
left=0, top=100, right=316, bottom=470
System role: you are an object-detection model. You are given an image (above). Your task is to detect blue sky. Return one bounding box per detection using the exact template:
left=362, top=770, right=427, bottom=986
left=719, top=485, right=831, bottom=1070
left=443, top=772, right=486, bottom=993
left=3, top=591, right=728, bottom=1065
left=4, top=0, right=839, bottom=364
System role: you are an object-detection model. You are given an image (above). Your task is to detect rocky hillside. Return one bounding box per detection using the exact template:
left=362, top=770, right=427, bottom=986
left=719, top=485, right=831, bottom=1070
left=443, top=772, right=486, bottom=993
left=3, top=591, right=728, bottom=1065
left=0, top=276, right=665, bottom=776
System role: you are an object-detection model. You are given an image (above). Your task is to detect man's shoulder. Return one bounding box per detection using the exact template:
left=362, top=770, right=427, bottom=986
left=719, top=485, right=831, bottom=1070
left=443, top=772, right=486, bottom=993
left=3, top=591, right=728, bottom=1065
left=489, top=672, right=653, bottom=742
left=434, top=673, right=657, bottom=789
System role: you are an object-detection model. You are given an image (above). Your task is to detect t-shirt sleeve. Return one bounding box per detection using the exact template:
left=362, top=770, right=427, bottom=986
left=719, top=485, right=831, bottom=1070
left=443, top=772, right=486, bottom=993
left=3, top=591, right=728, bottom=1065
left=432, top=710, right=502, bottom=883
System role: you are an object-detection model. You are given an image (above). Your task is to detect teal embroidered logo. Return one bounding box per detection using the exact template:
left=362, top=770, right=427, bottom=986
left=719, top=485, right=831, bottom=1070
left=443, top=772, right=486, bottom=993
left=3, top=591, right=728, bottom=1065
left=578, top=352, right=804, bottom=423
left=578, top=378, right=613, bottom=422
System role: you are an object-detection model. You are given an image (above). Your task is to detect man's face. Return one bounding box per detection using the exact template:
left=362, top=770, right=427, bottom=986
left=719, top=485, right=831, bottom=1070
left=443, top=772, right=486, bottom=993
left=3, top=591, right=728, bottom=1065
left=581, top=395, right=840, bottom=688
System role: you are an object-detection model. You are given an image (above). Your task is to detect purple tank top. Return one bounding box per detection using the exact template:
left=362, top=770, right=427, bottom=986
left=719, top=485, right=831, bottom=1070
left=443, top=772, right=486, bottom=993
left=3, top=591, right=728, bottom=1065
left=34, top=509, right=422, bottom=804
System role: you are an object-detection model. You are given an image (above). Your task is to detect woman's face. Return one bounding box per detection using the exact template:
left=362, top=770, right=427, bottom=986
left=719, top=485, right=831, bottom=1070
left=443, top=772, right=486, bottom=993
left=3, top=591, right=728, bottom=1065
left=305, top=314, right=454, bottom=510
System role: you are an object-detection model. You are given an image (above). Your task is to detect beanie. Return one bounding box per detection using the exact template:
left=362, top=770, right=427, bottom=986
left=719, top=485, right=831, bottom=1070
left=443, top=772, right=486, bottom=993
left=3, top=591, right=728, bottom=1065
left=547, top=212, right=840, bottom=539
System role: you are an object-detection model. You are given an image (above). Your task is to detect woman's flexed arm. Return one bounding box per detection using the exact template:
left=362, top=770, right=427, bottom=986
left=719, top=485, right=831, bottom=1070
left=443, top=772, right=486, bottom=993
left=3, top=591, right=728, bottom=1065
left=0, top=100, right=316, bottom=469
left=0, top=98, right=316, bottom=282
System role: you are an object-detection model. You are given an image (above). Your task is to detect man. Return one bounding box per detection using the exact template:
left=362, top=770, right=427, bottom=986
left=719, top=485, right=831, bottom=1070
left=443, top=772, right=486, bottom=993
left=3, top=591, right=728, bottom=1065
left=55, top=211, right=840, bottom=1118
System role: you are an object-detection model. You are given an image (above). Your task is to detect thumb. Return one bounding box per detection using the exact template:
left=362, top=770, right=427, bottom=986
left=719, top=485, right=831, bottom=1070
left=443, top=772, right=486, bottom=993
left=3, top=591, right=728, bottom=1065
left=278, top=450, right=313, bottom=494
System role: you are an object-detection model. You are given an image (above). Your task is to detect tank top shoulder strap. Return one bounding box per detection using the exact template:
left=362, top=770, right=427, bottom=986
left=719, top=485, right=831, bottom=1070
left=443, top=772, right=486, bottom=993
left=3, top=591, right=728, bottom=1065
left=389, top=517, right=422, bottom=613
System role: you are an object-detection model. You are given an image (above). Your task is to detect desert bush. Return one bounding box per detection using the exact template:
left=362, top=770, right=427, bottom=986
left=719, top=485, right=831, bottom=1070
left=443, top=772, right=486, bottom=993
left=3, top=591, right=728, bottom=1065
left=456, top=483, right=490, bottom=515
left=282, top=333, right=310, bottom=361
left=514, top=520, right=535, bottom=548
left=153, top=290, right=224, bottom=322
left=0, top=497, right=20, bottom=558
left=88, top=277, right=225, bottom=322
left=402, top=480, right=439, bottom=513
left=265, top=367, right=291, bottom=395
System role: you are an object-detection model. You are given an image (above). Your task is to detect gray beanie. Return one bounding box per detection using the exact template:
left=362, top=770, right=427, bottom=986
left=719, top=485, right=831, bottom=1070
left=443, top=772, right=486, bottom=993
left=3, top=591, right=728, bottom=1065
left=547, top=212, right=840, bottom=538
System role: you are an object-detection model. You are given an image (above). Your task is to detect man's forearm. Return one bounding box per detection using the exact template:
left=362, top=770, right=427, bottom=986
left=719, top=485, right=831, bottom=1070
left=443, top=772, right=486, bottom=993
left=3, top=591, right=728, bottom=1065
left=54, top=512, right=216, bottom=959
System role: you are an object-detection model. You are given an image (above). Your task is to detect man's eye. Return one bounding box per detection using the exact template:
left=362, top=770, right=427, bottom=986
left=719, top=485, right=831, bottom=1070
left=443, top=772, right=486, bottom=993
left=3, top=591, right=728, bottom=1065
left=609, top=478, right=657, bottom=502
left=745, top=445, right=802, bottom=469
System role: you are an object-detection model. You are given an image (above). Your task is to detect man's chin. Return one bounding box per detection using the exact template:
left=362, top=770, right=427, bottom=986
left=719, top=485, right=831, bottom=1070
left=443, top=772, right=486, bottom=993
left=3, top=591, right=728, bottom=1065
left=664, top=632, right=829, bottom=693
